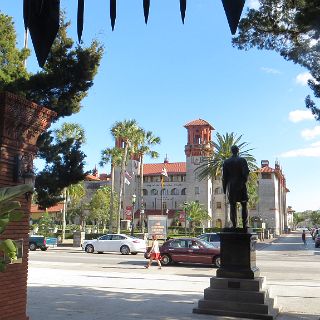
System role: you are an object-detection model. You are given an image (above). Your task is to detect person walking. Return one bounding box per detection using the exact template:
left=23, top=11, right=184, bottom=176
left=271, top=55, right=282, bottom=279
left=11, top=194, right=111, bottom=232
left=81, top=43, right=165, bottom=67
left=145, top=235, right=162, bottom=269
left=302, top=230, right=306, bottom=246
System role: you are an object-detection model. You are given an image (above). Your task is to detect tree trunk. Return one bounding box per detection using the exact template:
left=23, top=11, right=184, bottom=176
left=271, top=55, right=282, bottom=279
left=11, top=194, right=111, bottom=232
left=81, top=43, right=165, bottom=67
left=140, top=155, right=144, bottom=233
left=117, top=143, right=128, bottom=234
left=109, top=163, right=115, bottom=233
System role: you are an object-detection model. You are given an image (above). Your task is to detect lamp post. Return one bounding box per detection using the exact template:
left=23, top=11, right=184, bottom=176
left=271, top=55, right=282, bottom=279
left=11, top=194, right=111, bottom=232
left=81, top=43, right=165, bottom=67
left=131, top=194, right=136, bottom=236
left=184, top=202, right=188, bottom=236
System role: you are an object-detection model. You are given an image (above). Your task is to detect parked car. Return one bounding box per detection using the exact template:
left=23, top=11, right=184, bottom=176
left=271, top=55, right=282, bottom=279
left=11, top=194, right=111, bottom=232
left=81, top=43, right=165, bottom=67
left=82, top=234, right=146, bottom=255
left=29, top=235, right=48, bottom=251
left=197, top=232, right=220, bottom=247
left=159, top=237, right=221, bottom=267
left=315, top=234, right=320, bottom=248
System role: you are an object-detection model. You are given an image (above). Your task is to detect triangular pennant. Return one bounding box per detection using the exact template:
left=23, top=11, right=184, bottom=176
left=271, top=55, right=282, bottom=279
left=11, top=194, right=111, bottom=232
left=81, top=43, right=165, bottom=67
left=221, top=0, right=245, bottom=35
left=23, top=0, right=30, bottom=31
left=26, top=0, right=60, bottom=67
left=77, top=0, right=84, bottom=42
left=110, top=0, right=117, bottom=31
left=143, top=0, right=150, bottom=24
left=180, top=0, right=187, bottom=24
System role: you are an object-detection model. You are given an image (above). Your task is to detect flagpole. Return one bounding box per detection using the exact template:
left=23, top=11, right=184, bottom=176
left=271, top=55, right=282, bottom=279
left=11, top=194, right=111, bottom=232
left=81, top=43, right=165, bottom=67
left=161, top=176, right=163, bottom=215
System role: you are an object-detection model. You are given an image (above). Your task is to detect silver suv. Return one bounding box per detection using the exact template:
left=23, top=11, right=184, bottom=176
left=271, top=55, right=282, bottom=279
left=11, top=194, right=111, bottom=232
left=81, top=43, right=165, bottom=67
left=197, top=233, right=220, bottom=247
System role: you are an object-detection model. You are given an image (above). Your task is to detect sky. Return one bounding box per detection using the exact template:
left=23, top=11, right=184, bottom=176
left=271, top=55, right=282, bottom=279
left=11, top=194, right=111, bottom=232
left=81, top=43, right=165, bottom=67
left=2, top=0, right=320, bottom=212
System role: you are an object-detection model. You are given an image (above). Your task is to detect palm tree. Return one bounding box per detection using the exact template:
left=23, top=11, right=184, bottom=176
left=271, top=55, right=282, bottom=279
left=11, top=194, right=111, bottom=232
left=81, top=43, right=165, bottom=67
left=100, top=147, right=123, bottom=233
left=184, top=201, right=211, bottom=235
left=196, top=132, right=258, bottom=226
left=135, top=130, right=161, bottom=232
left=111, top=119, right=142, bottom=234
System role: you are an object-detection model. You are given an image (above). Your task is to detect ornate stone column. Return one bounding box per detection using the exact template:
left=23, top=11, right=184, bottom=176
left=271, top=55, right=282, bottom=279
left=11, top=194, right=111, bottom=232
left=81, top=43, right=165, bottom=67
left=0, top=91, right=56, bottom=320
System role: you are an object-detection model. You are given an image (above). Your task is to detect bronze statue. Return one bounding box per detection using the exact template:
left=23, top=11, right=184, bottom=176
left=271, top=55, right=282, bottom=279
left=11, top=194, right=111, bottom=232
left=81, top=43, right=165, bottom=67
left=222, top=145, right=249, bottom=230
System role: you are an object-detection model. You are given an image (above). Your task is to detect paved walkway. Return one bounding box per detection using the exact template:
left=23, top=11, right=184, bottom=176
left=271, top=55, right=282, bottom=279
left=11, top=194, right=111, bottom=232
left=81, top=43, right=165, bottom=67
left=27, top=233, right=319, bottom=320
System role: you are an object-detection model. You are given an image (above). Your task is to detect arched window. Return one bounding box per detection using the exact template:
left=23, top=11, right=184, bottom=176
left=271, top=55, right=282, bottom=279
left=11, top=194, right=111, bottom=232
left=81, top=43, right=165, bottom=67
left=143, top=189, right=148, bottom=196
left=151, top=189, right=158, bottom=195
left=162, top=189, right=168, bottom=195
left=171, top=188, right=179, bottom=195
left=181, top=188, right=186, bottom=195
left=214, top=187, right=220, bottom=195
left=216, top=219, right=222, bottom=228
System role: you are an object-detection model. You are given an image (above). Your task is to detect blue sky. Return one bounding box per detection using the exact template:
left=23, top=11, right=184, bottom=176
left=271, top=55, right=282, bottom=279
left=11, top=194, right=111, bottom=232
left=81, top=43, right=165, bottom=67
left=2, top=1, right=320, bottom=212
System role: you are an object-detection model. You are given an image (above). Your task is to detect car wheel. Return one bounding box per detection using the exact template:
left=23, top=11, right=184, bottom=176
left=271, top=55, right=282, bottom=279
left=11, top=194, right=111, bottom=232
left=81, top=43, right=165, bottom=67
left=161, top=254, right=172, bottom=266
left=131, top=252, right=138, bottom=255
left=85, top=244, right=94, bottom=253
left=120, top=245, right=130, bottom=255
left=29, top=243, right=37, bottom=251
left=40, top=247, right=48, bottom=251
left=213, top=256, right=221, bottom=268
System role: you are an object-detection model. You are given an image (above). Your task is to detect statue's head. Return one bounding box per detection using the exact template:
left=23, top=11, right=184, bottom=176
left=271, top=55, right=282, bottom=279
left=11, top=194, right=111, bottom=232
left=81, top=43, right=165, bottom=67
left=231, top=145, right=239, bottom=156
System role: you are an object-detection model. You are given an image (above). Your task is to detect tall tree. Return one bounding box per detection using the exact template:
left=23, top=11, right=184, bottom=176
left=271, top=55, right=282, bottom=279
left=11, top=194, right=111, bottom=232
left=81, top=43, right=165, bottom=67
left=0, top=12, right=103, bottom=207
left=35, top=123, right=87, bottom=209
left=232, top=0, right=320, bottom=120
left=135, top=130, right=161, bottom=232
left=111, top=119, right=142, bottom=233
left=196, top=132, right=258, bottom=226
left=0, top=13, right=30, bottom=88
left=100, top=147, right=123, bottom=232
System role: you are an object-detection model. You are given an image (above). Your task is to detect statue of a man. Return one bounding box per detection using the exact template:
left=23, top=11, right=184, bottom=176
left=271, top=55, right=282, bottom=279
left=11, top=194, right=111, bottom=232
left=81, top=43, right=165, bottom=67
left=222, top=145, right=249, bottom=230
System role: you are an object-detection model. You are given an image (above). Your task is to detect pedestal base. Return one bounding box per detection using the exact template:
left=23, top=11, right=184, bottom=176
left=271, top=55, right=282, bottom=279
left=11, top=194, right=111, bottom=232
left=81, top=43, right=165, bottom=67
left=193, top=276, right=279, bottom=320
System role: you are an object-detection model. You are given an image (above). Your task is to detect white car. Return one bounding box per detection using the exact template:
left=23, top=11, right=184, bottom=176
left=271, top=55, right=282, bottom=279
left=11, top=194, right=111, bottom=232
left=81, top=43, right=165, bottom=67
left=82, top=234, right=146, bottom=255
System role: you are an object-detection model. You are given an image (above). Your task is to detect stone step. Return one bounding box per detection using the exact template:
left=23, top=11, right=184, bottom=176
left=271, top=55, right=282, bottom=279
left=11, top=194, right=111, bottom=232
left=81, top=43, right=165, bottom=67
left=204, top=287, right=269, bottom=304
left=198, top=298, right=269, bottom=314
left=211, top=276, right=266, bottom=291
left=193, top=306, right=276, bottom=320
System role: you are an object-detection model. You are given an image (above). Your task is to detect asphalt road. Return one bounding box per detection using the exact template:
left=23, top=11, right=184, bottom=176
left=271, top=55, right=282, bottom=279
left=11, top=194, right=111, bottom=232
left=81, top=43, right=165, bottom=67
left=27, top=231, right=320, bottom=319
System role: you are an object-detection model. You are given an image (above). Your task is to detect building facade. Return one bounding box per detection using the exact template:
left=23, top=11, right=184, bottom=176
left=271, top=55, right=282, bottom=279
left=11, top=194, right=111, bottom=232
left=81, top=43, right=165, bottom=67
left=113, top=119, right=290, bottom=234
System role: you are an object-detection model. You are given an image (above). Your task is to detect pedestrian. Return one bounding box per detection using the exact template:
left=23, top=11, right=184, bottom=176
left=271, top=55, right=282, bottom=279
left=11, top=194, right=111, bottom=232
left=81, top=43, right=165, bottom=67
left=302, top=230, right=306, bottom=246
left=145, top=235, right=162, bottom=269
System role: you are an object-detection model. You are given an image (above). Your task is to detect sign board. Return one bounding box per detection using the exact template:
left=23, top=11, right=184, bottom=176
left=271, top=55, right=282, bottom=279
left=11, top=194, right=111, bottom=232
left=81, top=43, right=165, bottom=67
left=147, top=215, right=168, bottom=239
left=125, top=206, right=132, bottom=220
left=179, top=211, right=186, bottom=223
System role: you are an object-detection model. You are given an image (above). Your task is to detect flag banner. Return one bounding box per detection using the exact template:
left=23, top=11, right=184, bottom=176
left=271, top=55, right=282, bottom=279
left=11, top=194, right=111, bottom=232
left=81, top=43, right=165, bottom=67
left=124, top=177, right=130, bottom=185
left=161, top=167, right=168, bottom=177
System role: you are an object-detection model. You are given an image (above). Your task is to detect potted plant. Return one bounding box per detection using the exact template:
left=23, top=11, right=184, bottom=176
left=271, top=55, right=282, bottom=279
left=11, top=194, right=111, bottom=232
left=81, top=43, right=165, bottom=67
left=0, top=184, right=33, bottom=271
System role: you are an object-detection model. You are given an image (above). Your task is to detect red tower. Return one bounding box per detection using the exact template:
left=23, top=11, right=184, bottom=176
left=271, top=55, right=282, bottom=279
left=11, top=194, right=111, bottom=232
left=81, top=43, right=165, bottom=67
left=184, top=119, right=214, bottom=157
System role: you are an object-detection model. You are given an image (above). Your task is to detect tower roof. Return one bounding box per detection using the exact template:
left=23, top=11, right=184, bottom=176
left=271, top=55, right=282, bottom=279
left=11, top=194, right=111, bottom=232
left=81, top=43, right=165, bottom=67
left=184, top=119, right=214, bottom=130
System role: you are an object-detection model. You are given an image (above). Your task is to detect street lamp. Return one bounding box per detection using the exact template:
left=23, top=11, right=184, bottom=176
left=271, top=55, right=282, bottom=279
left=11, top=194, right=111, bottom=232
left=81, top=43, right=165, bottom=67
left=184, top=202, right=188, bottom=236
left=131, top=194, right=136, bottom=236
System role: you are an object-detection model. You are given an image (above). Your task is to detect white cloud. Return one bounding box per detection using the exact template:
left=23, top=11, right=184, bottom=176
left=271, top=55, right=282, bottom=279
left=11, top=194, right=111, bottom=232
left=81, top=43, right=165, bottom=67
left=288, top=109, right=314, bottom=123
left=261, top=67, right=281, bottom=74
left=296, top=72, right=313, bottom=86
left=248, top=0, right=260, bottom=9
left=301, top=126, right=320, bottom=140
left=280, top=141, right=320, bottom=158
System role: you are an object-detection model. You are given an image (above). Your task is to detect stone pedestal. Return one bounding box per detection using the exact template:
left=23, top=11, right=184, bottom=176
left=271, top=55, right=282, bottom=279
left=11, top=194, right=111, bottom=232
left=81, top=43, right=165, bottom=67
left=73, top=231, right=85, bottom=247
left=217, top=229, right=260, bottom=279
left=193, top=229, right=279, bottom=320
left=193, top=276, right=279, bottom=320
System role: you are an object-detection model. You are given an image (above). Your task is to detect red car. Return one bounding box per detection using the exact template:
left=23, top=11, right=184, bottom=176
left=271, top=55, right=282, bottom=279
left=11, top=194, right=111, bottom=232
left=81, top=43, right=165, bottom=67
left=159, top=237, right=221, bottom=267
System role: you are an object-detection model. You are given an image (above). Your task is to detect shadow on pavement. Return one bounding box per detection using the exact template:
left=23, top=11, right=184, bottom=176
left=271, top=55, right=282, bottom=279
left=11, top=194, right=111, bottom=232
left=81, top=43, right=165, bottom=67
left=27, top=285, right=319, bottom=320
